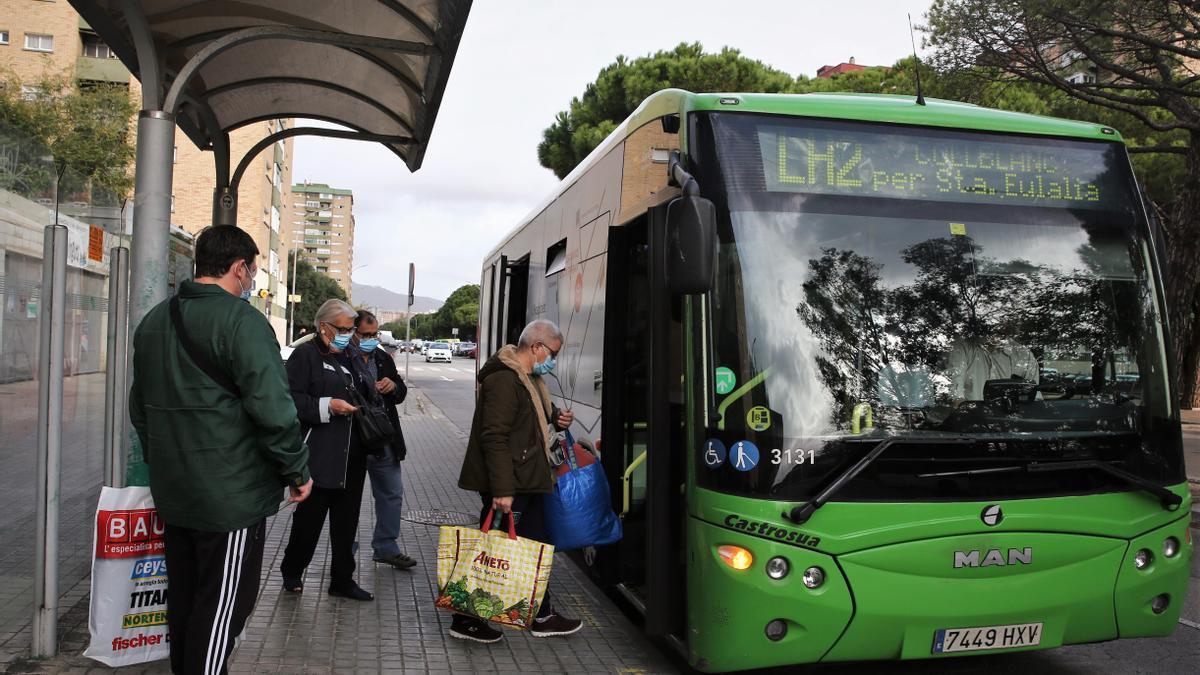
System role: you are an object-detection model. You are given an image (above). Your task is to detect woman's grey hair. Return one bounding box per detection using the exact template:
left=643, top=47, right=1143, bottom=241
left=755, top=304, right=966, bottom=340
left=517, top=319, right=563, bottom=348
left=314, top=299, right=356, bottom=328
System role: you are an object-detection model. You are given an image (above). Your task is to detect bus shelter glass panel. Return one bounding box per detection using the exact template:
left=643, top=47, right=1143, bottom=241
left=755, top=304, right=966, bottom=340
left=0, top=119, right=122, bottom=644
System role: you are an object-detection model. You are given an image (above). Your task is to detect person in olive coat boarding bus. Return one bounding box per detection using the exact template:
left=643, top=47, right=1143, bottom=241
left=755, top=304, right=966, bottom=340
left=279, top=299, right=374, bottom=601
left=450, top=319, right=582, bottom=643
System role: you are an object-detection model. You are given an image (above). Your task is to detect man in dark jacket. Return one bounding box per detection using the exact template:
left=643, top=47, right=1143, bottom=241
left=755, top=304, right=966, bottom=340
left=451, top=319, right=581, bottom=643
left=347, top=310, right=416, bottom=570
left=129, top=225, right=311, bottom=675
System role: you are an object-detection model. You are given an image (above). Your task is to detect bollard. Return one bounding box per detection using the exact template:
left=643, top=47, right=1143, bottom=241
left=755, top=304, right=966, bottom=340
left=33, top=224, right=67, bottom=657
left=103, top=247, right=130, bottom=488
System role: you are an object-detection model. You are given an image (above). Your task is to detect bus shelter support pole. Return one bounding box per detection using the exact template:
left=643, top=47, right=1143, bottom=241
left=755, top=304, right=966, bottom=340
left=32, top=224, right=67, bottom=657
left=126, top=111, right=176, bottom=484
left=103, top=246, right=130, bottom=488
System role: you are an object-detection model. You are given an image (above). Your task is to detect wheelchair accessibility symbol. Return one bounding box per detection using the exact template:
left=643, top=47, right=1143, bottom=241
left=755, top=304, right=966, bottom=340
left=702, top=439, right=726, bottom=469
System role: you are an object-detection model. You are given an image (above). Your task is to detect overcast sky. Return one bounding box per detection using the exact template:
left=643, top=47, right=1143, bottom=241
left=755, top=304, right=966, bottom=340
left=292, top=0, right=934, bottom=301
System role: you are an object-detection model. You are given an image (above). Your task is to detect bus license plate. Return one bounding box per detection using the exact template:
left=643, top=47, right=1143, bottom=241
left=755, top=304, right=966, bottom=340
left=932, top=622, right=1042, bottom=654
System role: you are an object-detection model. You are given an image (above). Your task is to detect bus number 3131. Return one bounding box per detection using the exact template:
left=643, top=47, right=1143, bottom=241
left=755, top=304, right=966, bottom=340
left=771, top=449, right=815, bottom=465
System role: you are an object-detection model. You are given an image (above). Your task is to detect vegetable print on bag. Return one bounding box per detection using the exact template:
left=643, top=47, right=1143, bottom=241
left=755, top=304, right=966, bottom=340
left=435, top=509, right=554, bottom=629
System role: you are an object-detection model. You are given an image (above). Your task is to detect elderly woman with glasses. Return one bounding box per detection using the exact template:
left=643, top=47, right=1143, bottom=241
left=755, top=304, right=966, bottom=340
left=279, top=299, right=373, bottom=601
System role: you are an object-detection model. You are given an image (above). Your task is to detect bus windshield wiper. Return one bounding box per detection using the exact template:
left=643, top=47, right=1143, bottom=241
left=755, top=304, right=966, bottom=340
left=917, top=459, right=1183, bottom=511
left=783, top=436, right=976, bottom=524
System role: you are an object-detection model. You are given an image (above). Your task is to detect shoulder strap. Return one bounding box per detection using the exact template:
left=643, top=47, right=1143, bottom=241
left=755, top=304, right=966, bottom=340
left=169, top=295, right=242, bottom=397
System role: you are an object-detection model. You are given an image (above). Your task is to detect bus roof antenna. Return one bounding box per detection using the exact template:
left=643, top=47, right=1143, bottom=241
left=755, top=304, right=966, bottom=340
left=908, top=13, right=927, bottom=106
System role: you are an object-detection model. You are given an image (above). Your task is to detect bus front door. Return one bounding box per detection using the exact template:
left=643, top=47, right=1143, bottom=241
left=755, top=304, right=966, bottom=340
left=602, top=206, right=686, bottom=641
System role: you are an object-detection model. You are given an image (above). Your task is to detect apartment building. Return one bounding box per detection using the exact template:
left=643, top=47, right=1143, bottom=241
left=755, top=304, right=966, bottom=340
left=1, top=1, right=296, bottom=341
left=286, top=182, right=355, bottom=301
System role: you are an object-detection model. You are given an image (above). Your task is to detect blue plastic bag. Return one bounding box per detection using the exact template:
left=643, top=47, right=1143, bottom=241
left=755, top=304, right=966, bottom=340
left=544, top=433, right=623, bottom=550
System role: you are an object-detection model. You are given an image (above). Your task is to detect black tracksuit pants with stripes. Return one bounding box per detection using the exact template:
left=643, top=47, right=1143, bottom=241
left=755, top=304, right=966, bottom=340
left=164, top=521, right=265, bottom=675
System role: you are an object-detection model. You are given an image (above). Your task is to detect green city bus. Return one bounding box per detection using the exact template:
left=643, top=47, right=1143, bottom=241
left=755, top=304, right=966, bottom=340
left=476, top=89, right=1192, bottom=671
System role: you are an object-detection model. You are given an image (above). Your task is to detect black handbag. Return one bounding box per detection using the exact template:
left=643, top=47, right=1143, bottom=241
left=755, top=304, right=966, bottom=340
left=326, top=356, right=395, bottom=452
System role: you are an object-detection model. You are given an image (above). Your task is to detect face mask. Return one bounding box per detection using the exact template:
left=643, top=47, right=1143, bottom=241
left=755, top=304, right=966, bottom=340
left=238, top=263, right=254, bottom=301
left=532, top=347, right=556, bottom=376
left=331, top=333, right=352, bottom=350
left=358, top=338, right=380, bottom=353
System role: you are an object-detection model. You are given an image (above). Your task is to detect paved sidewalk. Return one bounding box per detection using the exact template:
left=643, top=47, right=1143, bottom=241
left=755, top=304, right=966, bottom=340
left=4, top=388, right=677, bottom=674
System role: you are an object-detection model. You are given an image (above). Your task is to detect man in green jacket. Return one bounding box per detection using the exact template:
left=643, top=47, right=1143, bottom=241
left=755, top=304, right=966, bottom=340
left=129, top=225, right=311, bottom=675
left=452, top=319, right=582, bottom=643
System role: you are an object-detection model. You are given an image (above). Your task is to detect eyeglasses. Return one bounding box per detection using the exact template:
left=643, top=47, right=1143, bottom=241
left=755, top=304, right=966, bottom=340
left=537, top=342, right=560, bottom=359
left=325, top=322, right=355, bottom=334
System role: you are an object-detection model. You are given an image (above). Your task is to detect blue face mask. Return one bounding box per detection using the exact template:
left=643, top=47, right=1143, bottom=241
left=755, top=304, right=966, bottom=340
left=238, top=262, right=255, bottom=301
left=331, top=333, right=352, bottom=350
left=532, top=354, right=556, bottom=376
left=358, top=338, right=380, bottom=353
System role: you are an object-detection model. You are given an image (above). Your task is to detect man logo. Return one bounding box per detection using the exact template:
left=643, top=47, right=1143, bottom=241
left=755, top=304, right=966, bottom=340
left=981, top=504, right=1003, bottom=527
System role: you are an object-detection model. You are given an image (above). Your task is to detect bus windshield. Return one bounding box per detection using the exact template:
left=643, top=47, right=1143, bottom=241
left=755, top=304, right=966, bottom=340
left=691, top=112, right=1183, bottom=503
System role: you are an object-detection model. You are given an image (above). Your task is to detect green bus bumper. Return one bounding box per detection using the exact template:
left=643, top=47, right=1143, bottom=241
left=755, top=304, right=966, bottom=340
left=686, top=511, right=1192, bottom=672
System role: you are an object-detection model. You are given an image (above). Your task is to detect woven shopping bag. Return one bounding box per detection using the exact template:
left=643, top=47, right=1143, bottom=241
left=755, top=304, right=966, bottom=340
left=435, top=508, right=554, bottom=629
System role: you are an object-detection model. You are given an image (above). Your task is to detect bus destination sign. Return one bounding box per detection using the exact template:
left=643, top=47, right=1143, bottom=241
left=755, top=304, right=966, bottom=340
left=758, top=125, right=1121, bottom=210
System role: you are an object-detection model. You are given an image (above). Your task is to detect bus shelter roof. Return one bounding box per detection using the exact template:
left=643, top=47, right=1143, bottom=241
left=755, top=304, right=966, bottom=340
left=72, top=0, right=472, bottom=170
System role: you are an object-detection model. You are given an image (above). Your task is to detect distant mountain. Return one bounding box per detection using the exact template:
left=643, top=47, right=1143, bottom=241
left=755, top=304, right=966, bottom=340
left=353, top=283, right=443, bottom=313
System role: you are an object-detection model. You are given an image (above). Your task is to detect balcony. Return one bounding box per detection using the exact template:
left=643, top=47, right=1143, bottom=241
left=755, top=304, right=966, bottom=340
left=76, top=56, right=129, bottom=84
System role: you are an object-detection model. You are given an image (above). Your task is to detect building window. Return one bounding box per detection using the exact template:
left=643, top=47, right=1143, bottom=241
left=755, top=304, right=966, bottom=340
left=24, top=33, right=54, bottom=52
left=269, top=250, right=280, bottom=279
left=170, top=194, right=176, bottom=212
left=651, top=148, right=671, bottom=163
left=82, top=34, right=116, bottom=59
left=270, top=205, right=281, bottom=233
left=1, top=31, right=10, bottom=45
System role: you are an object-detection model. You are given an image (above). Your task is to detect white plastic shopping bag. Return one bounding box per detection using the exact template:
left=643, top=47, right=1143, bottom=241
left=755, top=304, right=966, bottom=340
left=83, top=486, right=170, bottom=666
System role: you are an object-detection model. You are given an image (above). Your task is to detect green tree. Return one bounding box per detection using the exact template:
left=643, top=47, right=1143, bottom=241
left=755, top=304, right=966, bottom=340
left=537, top=43, right=797, bottom=178
left=407, top=284, right=480, bottom=340
left=0, top=74, right=136, bottom=206
left=924, top=0, right=1200, bottom=402
left=287, top=251, right=348, bottom=341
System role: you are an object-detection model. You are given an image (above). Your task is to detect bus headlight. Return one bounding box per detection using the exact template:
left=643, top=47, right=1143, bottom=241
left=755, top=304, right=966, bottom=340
left=802, top=566, right=825, bottom=589
left=765, top=557, right=790, bottom=580
left=1133, top=548, right=1153, bottom=570
left=1163, top=537, right=1180, bottom=558
left=717, top=545, right=753, bottom=571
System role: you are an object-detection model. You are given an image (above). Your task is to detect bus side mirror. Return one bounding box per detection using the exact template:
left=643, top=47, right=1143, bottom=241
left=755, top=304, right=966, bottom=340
left=665, top=195, right=716, bottom=295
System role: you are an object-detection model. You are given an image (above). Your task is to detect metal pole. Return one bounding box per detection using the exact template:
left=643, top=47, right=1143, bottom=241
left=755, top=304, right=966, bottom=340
left=103, top=247, right=130, bottom=488
left=33, top=224, right=67, bottom=657
left=126, top=111, right=176, bottom=485
left=288, top=245, right=299, bottom=342
left=404, top=263, right=414, bottom=414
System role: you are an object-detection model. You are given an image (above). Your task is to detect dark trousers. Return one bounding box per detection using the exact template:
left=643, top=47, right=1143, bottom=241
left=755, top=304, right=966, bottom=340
left=280, top=451, right=367, bottom=587
left=477, top=492, right=554, bottom=618
left=164, top=521, right=265, bottom=675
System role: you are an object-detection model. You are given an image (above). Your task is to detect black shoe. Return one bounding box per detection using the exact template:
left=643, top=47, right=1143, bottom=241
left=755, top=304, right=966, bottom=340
left=328, top=582, right=373, bottom=601
left=530, top=613, right=583, bottom=638
left=449, top=615, right=503, bottom=644
left=373, top=553, right=418, bottom=570
left=282, top=575, right=303, bottom=593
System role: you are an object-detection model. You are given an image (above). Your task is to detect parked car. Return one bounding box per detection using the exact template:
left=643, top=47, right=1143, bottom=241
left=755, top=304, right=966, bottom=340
left=425, top=342, right=452, bottom=363
left=280, top=333, right=316, bottom=361
left=455, top=342, right=476, bottom=357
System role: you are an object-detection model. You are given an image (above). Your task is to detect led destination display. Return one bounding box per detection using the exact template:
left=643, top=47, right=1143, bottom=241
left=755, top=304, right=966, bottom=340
left=757, top=122, right=1123, bottom=210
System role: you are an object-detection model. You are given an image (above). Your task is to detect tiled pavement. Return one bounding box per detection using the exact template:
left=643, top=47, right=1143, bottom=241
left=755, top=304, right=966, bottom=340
left=3, top=387, right=678, bottom=674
